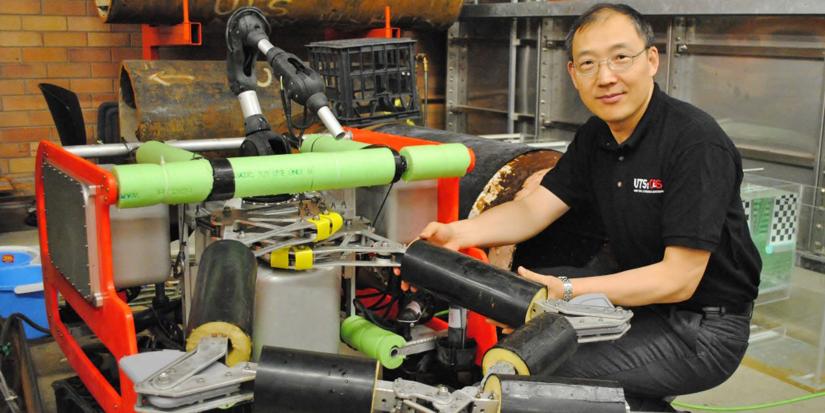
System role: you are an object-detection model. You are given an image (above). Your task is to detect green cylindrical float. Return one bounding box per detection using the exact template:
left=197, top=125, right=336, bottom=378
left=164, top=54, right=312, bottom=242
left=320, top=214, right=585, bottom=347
left=340, top=315, right=406, bottom=369
left=113, top=138, right=471, bottom=208
left=400, top=144, right=470, bottom=181
left=113, top=147, right=397, bottom=208
left=301, top=135, right=472, bottom=182
left=113, top=159, right=215, bottom=208
left=229, top=149, right=396, bottom=198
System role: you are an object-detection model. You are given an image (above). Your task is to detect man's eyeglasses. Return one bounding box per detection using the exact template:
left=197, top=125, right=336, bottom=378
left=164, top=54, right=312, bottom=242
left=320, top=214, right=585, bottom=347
left=573, top=48, right=649, bottom=77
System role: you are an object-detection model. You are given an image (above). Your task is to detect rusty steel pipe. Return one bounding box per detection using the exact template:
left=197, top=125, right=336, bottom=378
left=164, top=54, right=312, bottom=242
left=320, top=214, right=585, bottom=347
left=119, top=59, right=316, bottom=141
left=97, top=0, right=463, bottom=30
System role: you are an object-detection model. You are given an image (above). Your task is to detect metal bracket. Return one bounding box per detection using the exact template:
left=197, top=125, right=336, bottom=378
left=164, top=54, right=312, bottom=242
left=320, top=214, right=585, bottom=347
left=215, top=200, right=406, bottom=268
left=126, top=337, right=256, bottom=413
left=373, top=379, right=498, bottom=413
left=532, top=293, right=634, bottom=343
left=395, top=330, right=447, bottom=357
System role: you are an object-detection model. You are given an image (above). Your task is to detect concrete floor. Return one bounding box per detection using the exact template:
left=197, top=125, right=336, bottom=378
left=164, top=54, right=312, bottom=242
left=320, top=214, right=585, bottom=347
left=5, top=228, right=825, bottom=412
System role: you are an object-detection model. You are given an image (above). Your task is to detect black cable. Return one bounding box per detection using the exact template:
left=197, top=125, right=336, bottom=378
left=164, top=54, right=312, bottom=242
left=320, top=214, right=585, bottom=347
left=279, top=80, right=299, bottom=141
left=353, top=299, right=394, bottom=330
left=372, top=181, right=395, bottom=226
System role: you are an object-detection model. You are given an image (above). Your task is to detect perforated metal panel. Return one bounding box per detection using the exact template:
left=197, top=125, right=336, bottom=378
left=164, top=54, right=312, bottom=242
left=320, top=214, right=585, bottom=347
left=42, top=162, right=94, bottom=301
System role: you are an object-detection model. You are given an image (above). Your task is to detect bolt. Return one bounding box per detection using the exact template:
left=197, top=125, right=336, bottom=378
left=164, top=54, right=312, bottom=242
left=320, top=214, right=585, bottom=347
left=677, top=44, right=688, bottom=53
left=197, top=377, right=205, bottom=383
left=225, top=372, right=233, bottom=377
left=157, top=372, right=170, bottom=384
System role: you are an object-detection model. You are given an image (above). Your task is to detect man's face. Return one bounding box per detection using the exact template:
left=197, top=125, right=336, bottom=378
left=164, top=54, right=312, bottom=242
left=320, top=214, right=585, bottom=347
left=567, top=12, right=659, bottom=127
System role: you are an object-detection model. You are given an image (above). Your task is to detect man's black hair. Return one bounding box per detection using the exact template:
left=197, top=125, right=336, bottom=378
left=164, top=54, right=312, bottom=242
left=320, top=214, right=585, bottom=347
left=564, top=3, right=655, bottom=61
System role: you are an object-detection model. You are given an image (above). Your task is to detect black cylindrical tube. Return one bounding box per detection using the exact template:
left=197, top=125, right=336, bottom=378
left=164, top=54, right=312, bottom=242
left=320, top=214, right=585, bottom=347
left=484, top=375, right=626, bottom=413
left=482, top=312, right=578, bottom=376
left=401, top=241, right=546, bottom=328
left=187, top=240, right=257, bottom=334
left=254, top=346, right=379, bottom=413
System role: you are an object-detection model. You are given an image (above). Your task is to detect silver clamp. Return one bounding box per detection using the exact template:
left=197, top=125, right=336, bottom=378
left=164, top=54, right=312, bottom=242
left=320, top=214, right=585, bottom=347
left=373, top=379, right=498, bottom=413
left=532, top=293, right=634, bottom=343
left=121, top=337, right=256, bottom=413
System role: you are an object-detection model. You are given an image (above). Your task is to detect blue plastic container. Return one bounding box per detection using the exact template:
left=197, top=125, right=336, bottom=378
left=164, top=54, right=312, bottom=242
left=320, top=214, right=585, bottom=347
left=0, top=247, right=49, bottom=339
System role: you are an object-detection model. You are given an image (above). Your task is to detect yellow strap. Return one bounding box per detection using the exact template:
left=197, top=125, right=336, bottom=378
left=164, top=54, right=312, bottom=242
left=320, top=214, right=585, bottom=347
left=270, top=247, right=290, bottom=269
left=293, top=245, right=313, bottom=270
left=309, top=215, right=332, bottom=241
left=320, top=211, right=344, bottom=235
left=270, top=245, right=314, bottom=270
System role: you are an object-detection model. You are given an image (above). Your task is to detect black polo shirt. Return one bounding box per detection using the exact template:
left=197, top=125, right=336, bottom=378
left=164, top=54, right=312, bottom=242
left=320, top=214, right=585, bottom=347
left=541, top=84, right=761, bottom=308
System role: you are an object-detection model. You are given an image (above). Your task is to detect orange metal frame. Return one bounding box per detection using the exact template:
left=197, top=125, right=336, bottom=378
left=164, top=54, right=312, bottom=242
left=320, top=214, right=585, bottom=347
left=141, top=0, right=202, bottom=60
left=36, top=141, right=137, bottom=412
left=348, top=127, right=497, bottom=363
left=365, top=6, right=401, bottom=39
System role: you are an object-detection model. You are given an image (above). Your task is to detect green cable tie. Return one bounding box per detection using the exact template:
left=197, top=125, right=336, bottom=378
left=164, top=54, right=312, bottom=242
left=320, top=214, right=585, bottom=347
left=672, top=390, right=825, bottom=411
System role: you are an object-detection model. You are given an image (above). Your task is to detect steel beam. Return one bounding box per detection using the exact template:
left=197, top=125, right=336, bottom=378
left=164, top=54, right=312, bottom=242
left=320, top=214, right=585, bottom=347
left=460, top=0, right=825, bottom=19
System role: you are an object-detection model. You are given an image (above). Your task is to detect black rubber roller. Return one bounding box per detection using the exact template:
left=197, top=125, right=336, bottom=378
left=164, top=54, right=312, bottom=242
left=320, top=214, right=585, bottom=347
left=254, top=346, right=380, bottom=413
left=482, top=312, right=578, bottom=376
left=401, top=240, right=547, bottom=328
left=186, top=239, right=257, bottom=366
left=483, top=374, right=626, bottom=413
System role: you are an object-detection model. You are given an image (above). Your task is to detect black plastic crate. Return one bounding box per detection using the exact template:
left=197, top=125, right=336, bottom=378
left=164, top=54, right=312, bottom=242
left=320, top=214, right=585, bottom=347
left=308, top=37, right=419, bottom=126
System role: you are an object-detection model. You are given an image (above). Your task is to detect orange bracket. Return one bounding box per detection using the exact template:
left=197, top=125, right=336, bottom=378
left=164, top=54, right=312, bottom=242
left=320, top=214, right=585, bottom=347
left=141, top=0, right=202, bottom=60
left=365, top=6, right=401, bottom=39
left=36, top=141, right=137, bottom=412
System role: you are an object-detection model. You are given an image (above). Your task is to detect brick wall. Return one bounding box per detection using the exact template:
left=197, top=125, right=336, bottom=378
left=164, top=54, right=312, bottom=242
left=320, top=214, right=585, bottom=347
left=0, top=0, right=141, bottom=195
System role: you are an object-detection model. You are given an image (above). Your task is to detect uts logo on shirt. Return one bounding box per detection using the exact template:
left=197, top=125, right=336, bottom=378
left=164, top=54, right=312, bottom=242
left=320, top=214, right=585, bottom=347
left=633, top=178, right=664, bottom=194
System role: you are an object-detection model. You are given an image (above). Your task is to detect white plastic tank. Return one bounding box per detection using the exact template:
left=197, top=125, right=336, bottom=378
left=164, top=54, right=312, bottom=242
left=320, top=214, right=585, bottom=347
left=109, top=204, right=171, bottom=288
left=253, top=264, right=342, bottom=361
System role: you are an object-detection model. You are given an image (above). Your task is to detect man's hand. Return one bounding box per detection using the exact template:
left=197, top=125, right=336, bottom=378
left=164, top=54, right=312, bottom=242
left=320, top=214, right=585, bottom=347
left=517, top=266, right=563, bottom=300
left=419, top=221, right=462, bottom=250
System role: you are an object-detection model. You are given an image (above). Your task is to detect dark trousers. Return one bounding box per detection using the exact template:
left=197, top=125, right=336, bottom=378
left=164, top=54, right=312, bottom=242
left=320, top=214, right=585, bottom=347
left=548, top=305, right=750, bottom=398
left=535, top=247, right=751, bottom=400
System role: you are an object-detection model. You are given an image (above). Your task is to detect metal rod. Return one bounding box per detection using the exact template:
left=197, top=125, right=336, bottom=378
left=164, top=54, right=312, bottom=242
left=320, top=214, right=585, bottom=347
left=806, top=58, right=825, bottom=256
left=677, top=44, right=825, bottom=60
left=517, top=19, right=533, bottom=140
left=507, top=16, right=518, bottom=135
left=460, top=0, right=825, bottom=19
left=317, top=106, right=348, bottom=139
left=450, top=104, right=534, bottom=118
left=533, top=18, right=544, bottom=144
left=814, top=59, right=825, bottom=189
left=258, top=38, right=275, bottom=55
left=64, top=138, right=246, bottom=158
left=238, top=90, right=263, bottom=118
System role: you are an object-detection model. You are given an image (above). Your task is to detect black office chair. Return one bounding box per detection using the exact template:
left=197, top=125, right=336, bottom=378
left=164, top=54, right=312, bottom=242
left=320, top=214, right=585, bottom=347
left=38, top=83, right=87, bottom=146
left=96, top=101, right=120, bottom=144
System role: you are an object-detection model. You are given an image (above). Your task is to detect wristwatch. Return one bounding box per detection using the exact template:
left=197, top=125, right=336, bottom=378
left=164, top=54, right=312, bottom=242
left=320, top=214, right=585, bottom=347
left=557, top=276, right=573, bottom=301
